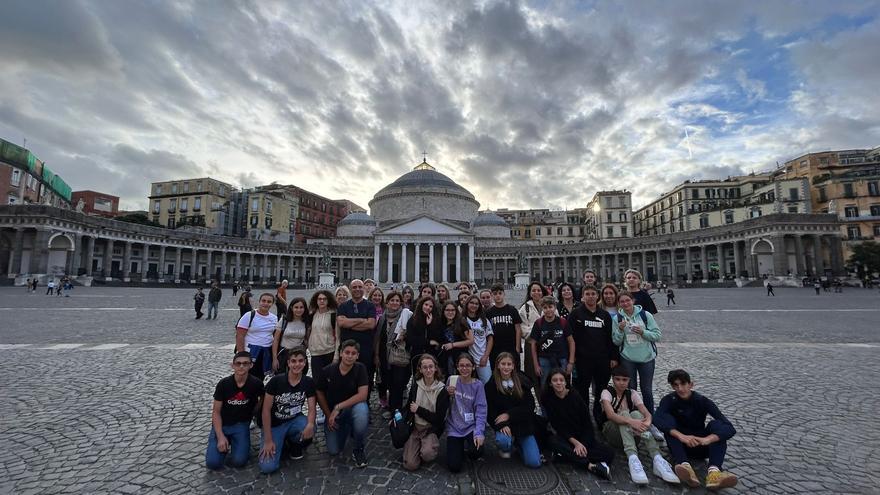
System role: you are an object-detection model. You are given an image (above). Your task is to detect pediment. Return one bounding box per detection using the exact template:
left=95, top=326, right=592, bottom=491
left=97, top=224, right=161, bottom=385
left=378, top=216, right=471, bottom=235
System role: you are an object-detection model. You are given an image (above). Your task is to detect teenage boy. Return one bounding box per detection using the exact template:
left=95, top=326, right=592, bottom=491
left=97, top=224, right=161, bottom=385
left=485, top=284, right=523, bottom=369
left=567, top=285, right=618, bottom=423
left=576, top=269, right=598, bottom=300
left=600, top=366, right=679, bottom=486
left=316, top=340, right=370, bottom=468
left=653, top=369, right=738, bottom=490
left=206, top=351, right=264, bottom=470
left=528, top=296, right=575, bottom=389
left=258, top=348, right=317, bottom=474
left=478, top=289, right=493, bottom=310
left=336, top=279, right=377, bottom=390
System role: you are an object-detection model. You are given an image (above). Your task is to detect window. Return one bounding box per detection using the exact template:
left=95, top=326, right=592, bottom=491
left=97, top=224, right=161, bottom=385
left=251, top=199, right=259, bottom=212
left=606, top=226, right=614, bottom=237
left=168, top=199, right=177, bottom=212
left=605, top=197, right=612, bottom=208
left=180, top=199, right=187, bottom=212
left=266, top=200, right=272, bottom=213
left=167, top=218, right=176, bottom=228
left=874, top=225, right=880, bottom=236
left=193, top=197, right=201, bottom=211
left=691, top=189, right=699, bottom=199
left=10, top=169, right=21, bottom=186
left=535, top=228, right=540, bottom=236
left=579, top=227, right=584, bottom=235
left=155, top=184, right=163, bottom=195
left=568, top=227, right=573, bottom=236
left=265, top=217, right=273, bottom=228
left=844, top=183, right=855, bottom=198
left=818, top=187, right=827, bottom=202
left=619, top=212, right=627, bottom=222
left=788, top=188, right=798, bottom=201
left=724, top=211, right=734, bottom=224
left=171, top=183, right=178, bottom=194
left=525, top=229, right=531, bottom=238
left=546, top=227, right=551, bottom=235
left=183, top=182, right=189, bottom=193
left=699, top=216, right=709, bottom=228
left=557, top=227, right=562, bottom=235
left=749, top=207, right=761, bottom=218
left=153, top=200, right=160, bottom=214
left=869, top=181, right=879, bottom=197
left=844, top=206, right=859, bottom=218
left=606, top=212, right=612, bottom=223
left=198, top=182, right=204, bottom=192
left=250, top=216, right=259, bottom=227
left=618, top=196, right=626, bottom=207
left=847, top=226, right=861, bottom=239
left=788, top=206, right=798, bottom=213
left=8, top=195, right=18, bottom=204
left=621, top=226, right=627, bottom=237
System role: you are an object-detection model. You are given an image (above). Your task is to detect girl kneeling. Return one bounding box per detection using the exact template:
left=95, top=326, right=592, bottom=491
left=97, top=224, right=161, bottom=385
left=485, top=352, right=541, bottom=468
left=402, top=354, right=449, bottom=471
left=445, top=353, right=487, bottom=473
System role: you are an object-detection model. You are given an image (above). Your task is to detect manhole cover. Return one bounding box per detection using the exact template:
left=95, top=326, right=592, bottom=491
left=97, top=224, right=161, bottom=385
left=474, top=457, right=571, bottom=495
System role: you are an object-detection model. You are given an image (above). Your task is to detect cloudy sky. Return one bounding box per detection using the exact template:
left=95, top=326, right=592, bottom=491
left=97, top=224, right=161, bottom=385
left=2, top=1, right=879, bottom=212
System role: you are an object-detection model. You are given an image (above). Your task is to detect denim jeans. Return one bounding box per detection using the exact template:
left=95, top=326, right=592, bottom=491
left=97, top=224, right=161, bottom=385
left=259, top=414, right=308, bottom=473
left=324, top=401, right=369, bottom=456
left=620, top=358, right=656, bottom=413
left=205, top=421, right=251, bottom=470
left=247, top=344, right=273, bottom=380
left=495, top=432, right=541, bottom=468
left=476, top=365, right=493, bottom=384
left=207, top=301, right=219, bottom=319
left=538, top=356, right=568, bottom=387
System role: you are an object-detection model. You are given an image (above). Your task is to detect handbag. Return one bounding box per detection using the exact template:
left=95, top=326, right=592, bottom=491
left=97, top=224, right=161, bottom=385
left=389, top=412, right=413, bottom=449
left=388, top=340, right=410, bottom=367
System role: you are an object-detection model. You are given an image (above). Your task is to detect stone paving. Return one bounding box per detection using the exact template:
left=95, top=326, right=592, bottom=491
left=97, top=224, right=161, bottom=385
left=1, top=286, right=879, bottom=494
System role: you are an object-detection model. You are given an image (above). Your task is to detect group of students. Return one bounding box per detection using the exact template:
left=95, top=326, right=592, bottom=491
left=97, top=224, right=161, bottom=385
left=206, top=271, right=739, bottom=490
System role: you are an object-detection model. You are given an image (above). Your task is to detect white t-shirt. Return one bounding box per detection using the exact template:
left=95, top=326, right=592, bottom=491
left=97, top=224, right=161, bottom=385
left=600, top=387, right=644, bottom=415
left=467, top=316, right=494, bottom=362
left=277, top=319, right=307, bottom=349
left=238, top=311, right=278, bottom=347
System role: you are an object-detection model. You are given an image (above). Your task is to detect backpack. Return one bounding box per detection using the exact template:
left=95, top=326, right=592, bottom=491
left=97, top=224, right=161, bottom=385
left=532, top=316, right=567, bottom=353
left=618, top=310, right=658, bottom=356
left=597, top=385, right=634, bottom=426
left=234, top=310, right=257, bottom=353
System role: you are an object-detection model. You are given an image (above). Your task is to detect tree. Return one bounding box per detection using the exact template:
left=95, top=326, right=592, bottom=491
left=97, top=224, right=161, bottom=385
left=115, top=212, right=162, bottom=228
left=847, top=241, right=880, bottom=277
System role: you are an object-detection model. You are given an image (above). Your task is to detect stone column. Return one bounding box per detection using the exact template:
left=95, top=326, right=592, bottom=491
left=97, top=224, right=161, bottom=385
left=262, top=254, right=270, bottom=282
left=191, top=248, right=199, bottom=282
left=733, top=241, right=742, bottom=279
left=401, top=243, right=408, bottom=284
left=7, top=228, right=24, bottom=276
left=454, top=243, right=461, bottom=283
left=684, top=247, right=692, bottom=282
left=700, top=245, right=708, bottom=283
left=373, top=243, right=381, bottom=282
left=86, top=235, right=95, bottom=277
left=174, top=247, right=182, bottom=282
left=104, top=239, right=114, bottom=280
left=550, top=256, right=556, bottom=282
left=287, top=256, right=294, bottom=282
left=386, top=242, right=394, bottom=283
left=414, top=243, right=421, bottom=284
left=575, top=256, right=581, bottom=281
left=69, top=234, right=83, bottom=276
left=442, top=243, right=448, bottom=283
left=669, top=248, right=677, bottom=282
left=717, top=244, right=726, bottom=280
left=157, top=245, right=166, bottom=281
left=234, top=252, right=241, bottom=280
left=609, top=253, right=617, bottom=282
left=428, top=244, right=435, bottom=283
left=220, top=252, right=227, bottom=281
left=141, top=243, right=150, bottom=279
left=654, top=249, right=661, bottom=281
left=275, top=254, right=282, bottom=280
left=829, top=236, right=844, bottom=276
left=771, top=236, right=788, bottom=276
left=469, top=244, right=475, bottom=282
left=813, top=235, right=825, bottom=277
left=794, top=236, right=806, bottom=276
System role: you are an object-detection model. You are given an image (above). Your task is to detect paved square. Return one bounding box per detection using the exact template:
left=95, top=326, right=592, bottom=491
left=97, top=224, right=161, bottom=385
left=1, top=286, right=878, bottom=494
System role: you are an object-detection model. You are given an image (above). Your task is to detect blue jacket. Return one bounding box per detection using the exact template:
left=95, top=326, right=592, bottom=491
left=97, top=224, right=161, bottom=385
left=653, top=391, right=736, bottom=440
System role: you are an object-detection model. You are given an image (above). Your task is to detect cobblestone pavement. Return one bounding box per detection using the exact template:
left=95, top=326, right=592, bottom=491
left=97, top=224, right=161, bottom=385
left=1, top=287, right=878, bottom=494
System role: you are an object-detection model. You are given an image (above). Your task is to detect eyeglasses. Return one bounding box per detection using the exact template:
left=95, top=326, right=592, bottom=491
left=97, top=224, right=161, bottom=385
left=233, top=361, right=252, bottom=367
left=457, top=363, right=474, bottom=368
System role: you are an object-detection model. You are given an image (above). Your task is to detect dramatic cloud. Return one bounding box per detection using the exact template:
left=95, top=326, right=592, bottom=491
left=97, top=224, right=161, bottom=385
left=1, top=0, right=878, bottom=211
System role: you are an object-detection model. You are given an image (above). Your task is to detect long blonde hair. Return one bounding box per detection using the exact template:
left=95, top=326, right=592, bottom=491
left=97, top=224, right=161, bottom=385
left=491, top=352, right=524, bottom=399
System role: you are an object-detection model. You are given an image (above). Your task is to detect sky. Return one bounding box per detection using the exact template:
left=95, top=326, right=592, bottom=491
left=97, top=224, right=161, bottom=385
left=2, top=0, right=879, bottom=212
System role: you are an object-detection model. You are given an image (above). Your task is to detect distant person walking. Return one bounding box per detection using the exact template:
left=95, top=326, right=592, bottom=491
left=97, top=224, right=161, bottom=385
left=666, top=288, right=676, bottom=306
left=814, top=280, right=821, bottom=295
left=31, top=278, right=38, bottom=293
left=275, top=280, right=289, bottom=318
left=232, top=281, right=239, bottom=298
left=238, top=288, right=253, bottom=316
left=25, top=279, right=31, bottom=293
left=194, top=288, right=206, bottom=319
left=207, top=282, right=222, bottom=320
left=46, top=280, right=55, bottom=295
left=766, top=283, right=775, bottom=297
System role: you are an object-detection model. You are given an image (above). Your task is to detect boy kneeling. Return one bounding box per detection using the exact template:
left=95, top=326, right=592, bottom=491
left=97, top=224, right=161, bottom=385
left=653, top=369, right=738, bottom=490
left=600, top=366, right=679, bottom=485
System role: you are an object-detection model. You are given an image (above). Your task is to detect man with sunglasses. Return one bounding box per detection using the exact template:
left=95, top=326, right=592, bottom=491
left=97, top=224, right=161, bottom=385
left=206, top=351, right=264, bottom=470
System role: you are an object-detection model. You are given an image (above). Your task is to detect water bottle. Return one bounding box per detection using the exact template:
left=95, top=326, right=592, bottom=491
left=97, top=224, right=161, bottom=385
left=393, top=410, right=404, bottom=423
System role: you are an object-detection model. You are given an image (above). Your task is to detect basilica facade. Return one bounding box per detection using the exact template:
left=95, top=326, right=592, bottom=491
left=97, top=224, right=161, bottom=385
left=0, top=160, right=847, bottom=286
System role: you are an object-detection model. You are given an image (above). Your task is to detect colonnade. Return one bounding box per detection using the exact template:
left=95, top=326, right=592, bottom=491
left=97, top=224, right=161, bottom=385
left=372, top=241, right=475, bottom=285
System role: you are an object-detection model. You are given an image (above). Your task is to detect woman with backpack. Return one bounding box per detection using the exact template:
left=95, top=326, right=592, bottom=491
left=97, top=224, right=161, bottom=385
left=376, top=291, right=413, bottom=419
left=541, top=369, right=613, bottom=479
left=484, top=352, right=541, bottom=468
left=402, top=354, right=449, bottom=471
left=272, top=297, right=309, bottom=375
left=235, top=293, right=278, bottom=380
left=611, top=291, right=664, bottom=441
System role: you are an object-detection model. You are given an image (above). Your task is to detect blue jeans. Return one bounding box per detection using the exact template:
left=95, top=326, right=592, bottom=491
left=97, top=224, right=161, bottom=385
left=205, top=421, right=251, bottom=470
left=621, top=358, right=656, bottom=413
left=207, top=301, right=219, bottom=319
left=538, top=356, right=568, bottom=387
left=247, top=344, right=273, bottom=379
left=259, top=414, right=308, bottom=474
left=476, top=365, right=493, bottom=384
left=324, top=401, right=369, bottom=456
left=495, top=432, right=541, bottom=468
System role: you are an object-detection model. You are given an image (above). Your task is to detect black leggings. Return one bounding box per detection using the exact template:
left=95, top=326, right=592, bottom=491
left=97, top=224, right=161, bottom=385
left=387, top=364, right=412, bottom=412
left=446, top=433, right=484, bottom=473
left=310, top=352, right=334, bottom=382
left=547, top=433, right=615, bottom=466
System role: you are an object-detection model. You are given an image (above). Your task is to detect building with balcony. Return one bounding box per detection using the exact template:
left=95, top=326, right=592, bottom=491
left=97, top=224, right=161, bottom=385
left=495, top=208, right=586, bottom=244
left=585, top=191, right=634, bottom=240
left=147, top=178, right=235, bottom=233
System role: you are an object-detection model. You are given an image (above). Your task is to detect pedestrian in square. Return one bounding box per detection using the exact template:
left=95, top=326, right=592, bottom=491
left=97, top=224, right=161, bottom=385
left=194, top=288, right=205, bottom=319
left=207, top=282, right=222, bottom=320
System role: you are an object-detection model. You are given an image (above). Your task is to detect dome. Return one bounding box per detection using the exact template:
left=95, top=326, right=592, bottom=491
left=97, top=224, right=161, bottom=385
left=472, top=211, right=508, bottom=228
left=337, top=211, right=375, bottom=226
left=373, top=164, right=475, bottom=201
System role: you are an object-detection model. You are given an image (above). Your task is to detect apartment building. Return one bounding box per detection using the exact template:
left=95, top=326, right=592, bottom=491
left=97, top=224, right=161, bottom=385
left=71, top=190, right=119, bottom=217
left=495, top=208, right=587, bottom=245
left=584, top=191, right=634, bottom=240
left=1, top=138, right=72, bottom=208
left=148, top=178, right=235, bottom=233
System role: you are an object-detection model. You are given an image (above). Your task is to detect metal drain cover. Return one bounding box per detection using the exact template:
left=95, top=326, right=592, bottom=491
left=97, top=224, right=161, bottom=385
left=474, top=457, right=571, bottom=495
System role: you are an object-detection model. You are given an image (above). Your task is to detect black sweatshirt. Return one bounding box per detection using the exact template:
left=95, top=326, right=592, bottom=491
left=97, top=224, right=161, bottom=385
left=567, top=305, right=619, bottom=363
left=631, top=289, right=658, bottom=315
left=484, top=372, right=536, bottom=438
left=406, top=317, right=444, bottom=358
left=405, top=381, right=450, bottom=435
left=541, top=388, right=598, bottom=444
left=653, top=391, right=736, bottom=440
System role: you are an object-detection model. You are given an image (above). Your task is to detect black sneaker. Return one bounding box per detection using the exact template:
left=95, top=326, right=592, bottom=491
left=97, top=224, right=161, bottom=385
left=352, top=449, right=367, bottom=468
left=288, top=442, right=304, bottom=460
left=589, top=462, right=611, bottom=480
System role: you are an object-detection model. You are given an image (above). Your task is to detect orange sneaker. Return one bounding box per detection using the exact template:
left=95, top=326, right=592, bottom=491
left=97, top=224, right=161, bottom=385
left=706, top=470, right=738, bottom=490
left=674, top=463, right=700, bottom=488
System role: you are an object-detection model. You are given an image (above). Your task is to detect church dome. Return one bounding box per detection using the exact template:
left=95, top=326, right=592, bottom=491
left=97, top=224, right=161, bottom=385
left=369, top=159, right=480, bottom=226
left=472, top=211, right=508, bottom=227
left=472, top=211, right=511, bottom=239
left=337, top=211, right=375, bottom=226
left=336, top=211, right=376, bottom=237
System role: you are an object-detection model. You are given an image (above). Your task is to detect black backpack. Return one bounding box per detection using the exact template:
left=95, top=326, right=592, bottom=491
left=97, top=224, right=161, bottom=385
left=597, top=385, right=634, bottom=426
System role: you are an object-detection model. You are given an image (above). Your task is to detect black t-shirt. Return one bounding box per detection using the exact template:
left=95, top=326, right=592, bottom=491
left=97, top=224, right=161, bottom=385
left=338, top=299, right=377, bottom=356
left=265, top=374, right=316, bottom=427
left=316, top=362, right=369, bottom=410
left=486, top=304, right=522, bottom=354
left=213, top=374, right=264, bottom=426
left=530, top=316, right=570, bottom=361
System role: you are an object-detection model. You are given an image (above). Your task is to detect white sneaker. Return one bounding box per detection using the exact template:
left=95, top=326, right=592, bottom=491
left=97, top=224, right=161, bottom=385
left=628, top=455, right=649, bottom=485
left=652, top=455, right=680, bottom=484
left=498, top=450, right=512, bottom=459
left=650, top=425, right=665, bottom=442
left=316, top=410, right=325, bottom=425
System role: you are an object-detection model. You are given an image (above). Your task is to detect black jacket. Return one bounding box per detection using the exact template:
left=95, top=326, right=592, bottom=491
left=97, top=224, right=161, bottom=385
left=631, top=289, right=657, bottom=314
left=405, top=317, right=444, bottom=358
left=541, top=388, right=598, bottom=444
left=484, top=373, right=536, bottom=438
left=405, top=381, right=450, bottom=435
